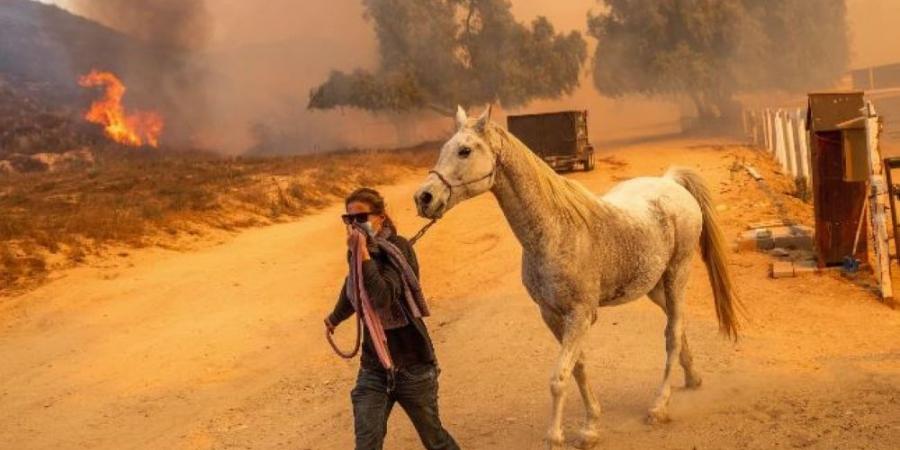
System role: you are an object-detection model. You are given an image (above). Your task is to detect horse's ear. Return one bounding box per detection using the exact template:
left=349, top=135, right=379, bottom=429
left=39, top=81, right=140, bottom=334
left=455, top=105, right=468, bottom=130
left=474, top=104, right=492, bottom=133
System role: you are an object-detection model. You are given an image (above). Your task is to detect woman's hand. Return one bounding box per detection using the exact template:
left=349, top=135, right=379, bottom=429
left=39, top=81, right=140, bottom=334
left=347, top=227, right=371, bottom=260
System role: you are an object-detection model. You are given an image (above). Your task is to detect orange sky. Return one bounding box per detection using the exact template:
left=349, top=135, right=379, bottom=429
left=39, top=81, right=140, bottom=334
left=846, top=0, right=900, bottom=68
left=46, top=0, right=900, bottom=70
left=206, top=0, right=900, bottom=68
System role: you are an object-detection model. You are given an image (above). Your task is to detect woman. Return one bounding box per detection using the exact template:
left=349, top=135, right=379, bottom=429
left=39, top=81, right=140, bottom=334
left=325, top=188, right=459, bottom=450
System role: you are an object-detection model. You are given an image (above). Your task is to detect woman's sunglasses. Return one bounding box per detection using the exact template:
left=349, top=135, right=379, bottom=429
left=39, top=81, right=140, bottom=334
left=341, top=212, right=371, bottom=225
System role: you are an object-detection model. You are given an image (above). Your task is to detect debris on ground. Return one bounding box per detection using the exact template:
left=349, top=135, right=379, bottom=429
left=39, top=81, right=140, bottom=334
left=738, top=223, right=814, bottom=252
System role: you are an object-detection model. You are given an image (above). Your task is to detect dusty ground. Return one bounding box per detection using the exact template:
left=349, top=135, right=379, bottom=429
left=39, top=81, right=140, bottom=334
left=1, top=138, right=899, bottom=450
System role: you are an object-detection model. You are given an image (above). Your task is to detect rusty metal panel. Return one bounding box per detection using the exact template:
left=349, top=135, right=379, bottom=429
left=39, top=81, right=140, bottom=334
left=808, top=92, right=865, bottom=132
left=811, top=131, right=868, bottom=266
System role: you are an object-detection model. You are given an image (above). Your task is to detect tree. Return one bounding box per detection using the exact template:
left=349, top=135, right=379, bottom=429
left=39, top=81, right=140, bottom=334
left=588, top=0, right=849, bottom=122
left=308, top=0, right=587, bottom=115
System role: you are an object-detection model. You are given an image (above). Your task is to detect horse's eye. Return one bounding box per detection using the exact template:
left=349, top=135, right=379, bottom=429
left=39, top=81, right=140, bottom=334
left=458, top=147, right=472, bottom=158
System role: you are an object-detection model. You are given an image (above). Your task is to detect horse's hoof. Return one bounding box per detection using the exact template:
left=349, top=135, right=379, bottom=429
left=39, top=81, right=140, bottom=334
left=685, top=375, right=703, bottom=389
left=544, top=433, right=565, bottom=450
left=574, top=428, right=600, bottom=449
left=645, top=409, right=671, bottom=425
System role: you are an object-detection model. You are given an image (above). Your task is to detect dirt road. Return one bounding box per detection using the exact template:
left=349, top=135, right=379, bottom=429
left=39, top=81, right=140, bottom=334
left=2, top=139, right=899, bottom=449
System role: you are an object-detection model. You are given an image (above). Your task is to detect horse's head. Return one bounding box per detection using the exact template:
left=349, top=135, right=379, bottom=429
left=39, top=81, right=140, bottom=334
left=414, top=105, right=498, bottom=219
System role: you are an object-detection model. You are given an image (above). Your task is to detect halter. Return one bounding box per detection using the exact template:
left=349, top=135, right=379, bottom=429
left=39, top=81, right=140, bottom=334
left=427, top=153, right=499, bottom=203
left=406, top=153, right=499, bottom=246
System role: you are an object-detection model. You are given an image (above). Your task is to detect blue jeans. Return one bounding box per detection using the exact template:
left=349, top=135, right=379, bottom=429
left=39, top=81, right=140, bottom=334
left=351, top=364, right=460, bottom=450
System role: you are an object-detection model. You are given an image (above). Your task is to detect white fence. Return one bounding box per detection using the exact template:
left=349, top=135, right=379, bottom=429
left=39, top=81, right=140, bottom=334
left=744, top=108, right=811, bottom=184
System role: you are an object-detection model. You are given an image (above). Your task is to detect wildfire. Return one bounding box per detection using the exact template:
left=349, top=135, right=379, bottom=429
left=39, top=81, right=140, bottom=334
left=78, top=70, right=164, bottom=148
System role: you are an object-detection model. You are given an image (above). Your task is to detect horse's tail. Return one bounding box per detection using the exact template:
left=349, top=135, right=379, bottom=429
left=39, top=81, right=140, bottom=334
left=667, top=167, right=742, bottom=340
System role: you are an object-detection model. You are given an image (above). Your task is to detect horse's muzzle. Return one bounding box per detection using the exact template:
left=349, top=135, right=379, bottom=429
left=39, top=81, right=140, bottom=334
left=414, top=183, right=447, bottom=219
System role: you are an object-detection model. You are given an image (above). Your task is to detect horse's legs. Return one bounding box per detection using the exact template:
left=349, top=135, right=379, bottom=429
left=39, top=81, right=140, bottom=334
left=647, top=285, right=702, bottom=389
left=646, top=264, right=690, bottom=424
left=540, top=306, right=593, bottom=449
left=678, top=333, right=702, bottom=389
left=540, top=307, right=601, bottom=448
left=571, top=357, right=602, bottom=447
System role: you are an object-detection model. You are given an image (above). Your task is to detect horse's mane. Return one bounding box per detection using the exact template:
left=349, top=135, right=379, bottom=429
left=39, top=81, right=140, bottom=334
left=488, top=124, right=608, bottom=227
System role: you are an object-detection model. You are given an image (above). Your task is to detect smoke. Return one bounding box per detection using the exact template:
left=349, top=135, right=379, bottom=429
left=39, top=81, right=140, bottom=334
left=58, top=0, right=212, bottom=147
left=199, top=0, right=449, bottom=154
left=503, top=0, right=683, bottom=145
left=202, top=0, right=674, bottom=153
left=583, top=0, right=850, bottom=130
left=4, top=0, right=897, bottom=155
left=45, top=0, right=895, bottom=154
left=847, top=0, right=900, bottom=68
left=45, top=0, right=668, bottom=152
left=66, top=0, right=211, bottom=50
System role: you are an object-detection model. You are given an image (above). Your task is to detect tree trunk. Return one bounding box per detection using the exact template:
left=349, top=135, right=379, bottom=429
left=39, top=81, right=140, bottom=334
left=690, top=92, right=717, bottom=120
left=687, top=89, right=741, bottom=134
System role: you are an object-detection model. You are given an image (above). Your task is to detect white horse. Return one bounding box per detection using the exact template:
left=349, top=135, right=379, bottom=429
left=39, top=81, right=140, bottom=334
left=413, top=106, right=740, bottom=449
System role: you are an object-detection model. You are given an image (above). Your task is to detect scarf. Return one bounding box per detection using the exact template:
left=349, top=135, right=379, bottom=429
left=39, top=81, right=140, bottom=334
left=345, top=225, right=430, bottom=371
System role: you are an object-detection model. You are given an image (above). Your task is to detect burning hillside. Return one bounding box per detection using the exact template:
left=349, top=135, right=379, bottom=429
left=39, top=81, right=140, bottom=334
left=78, top=70, right=164, bottom=148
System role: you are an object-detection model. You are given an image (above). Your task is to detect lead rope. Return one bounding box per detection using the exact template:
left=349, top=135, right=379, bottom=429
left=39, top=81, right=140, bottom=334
left=408, top=218, right=438, bottom=246
left=325, top=218, right=438, bottom=361
left=326, top=313, right=361, bottom=358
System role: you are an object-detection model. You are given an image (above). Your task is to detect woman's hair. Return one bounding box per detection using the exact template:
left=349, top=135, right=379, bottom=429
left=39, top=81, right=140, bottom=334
left=345, top=187, right=397, bottom=232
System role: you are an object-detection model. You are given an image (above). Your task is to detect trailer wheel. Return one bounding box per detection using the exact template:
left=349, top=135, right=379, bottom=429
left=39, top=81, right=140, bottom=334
left=584, top=152, right=595, bottom=171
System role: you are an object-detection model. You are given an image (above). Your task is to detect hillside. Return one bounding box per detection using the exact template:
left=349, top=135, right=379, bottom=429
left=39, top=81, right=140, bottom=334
left=0, top=0, right=173, bottom=159
left=0, top=0, right=193, bottom=103
left=0, top=0, right=158, bottom=103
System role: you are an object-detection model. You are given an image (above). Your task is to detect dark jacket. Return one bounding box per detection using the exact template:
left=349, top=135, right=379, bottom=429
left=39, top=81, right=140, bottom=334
left=328, top=234, right=436, bottom=370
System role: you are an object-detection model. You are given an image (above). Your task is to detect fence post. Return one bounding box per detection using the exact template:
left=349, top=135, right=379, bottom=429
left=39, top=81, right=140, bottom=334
left=770, top=109, right=777, bottom=155
left=764, top=109, right=773, bottom=153
left=775, top=110, right=789, bottom=172
left=785, top=113, right=798, bottom=176
left=864, top=101, right=893, bottom=302
left=773, top=110, right=781, bottom=163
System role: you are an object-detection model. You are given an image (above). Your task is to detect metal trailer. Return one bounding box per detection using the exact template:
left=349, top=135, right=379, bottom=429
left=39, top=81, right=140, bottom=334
left=506, top=110, right=595, bottom=172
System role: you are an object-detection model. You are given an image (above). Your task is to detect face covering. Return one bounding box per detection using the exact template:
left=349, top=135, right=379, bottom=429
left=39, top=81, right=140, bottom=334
left=360, top=221, right=376, bottom=238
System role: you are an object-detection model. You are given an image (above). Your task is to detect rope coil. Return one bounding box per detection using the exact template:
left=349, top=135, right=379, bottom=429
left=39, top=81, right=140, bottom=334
left=326, top=314, right=361, bottom=359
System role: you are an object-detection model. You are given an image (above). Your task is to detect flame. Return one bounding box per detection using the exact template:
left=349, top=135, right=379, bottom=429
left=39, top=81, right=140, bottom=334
left=78, top=70, right=164, bottom=147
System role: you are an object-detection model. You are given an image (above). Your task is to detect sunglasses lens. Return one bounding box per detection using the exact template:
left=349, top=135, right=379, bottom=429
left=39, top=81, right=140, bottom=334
left=342, top=213, right=370, bottom=224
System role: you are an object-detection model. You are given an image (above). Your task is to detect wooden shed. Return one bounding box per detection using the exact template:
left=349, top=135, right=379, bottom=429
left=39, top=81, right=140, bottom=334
left=806, top=92, right=869, bottom=266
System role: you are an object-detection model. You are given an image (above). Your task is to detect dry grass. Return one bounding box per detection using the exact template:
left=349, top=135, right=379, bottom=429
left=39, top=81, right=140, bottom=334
left=0, top=144, right=437, bottom=294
